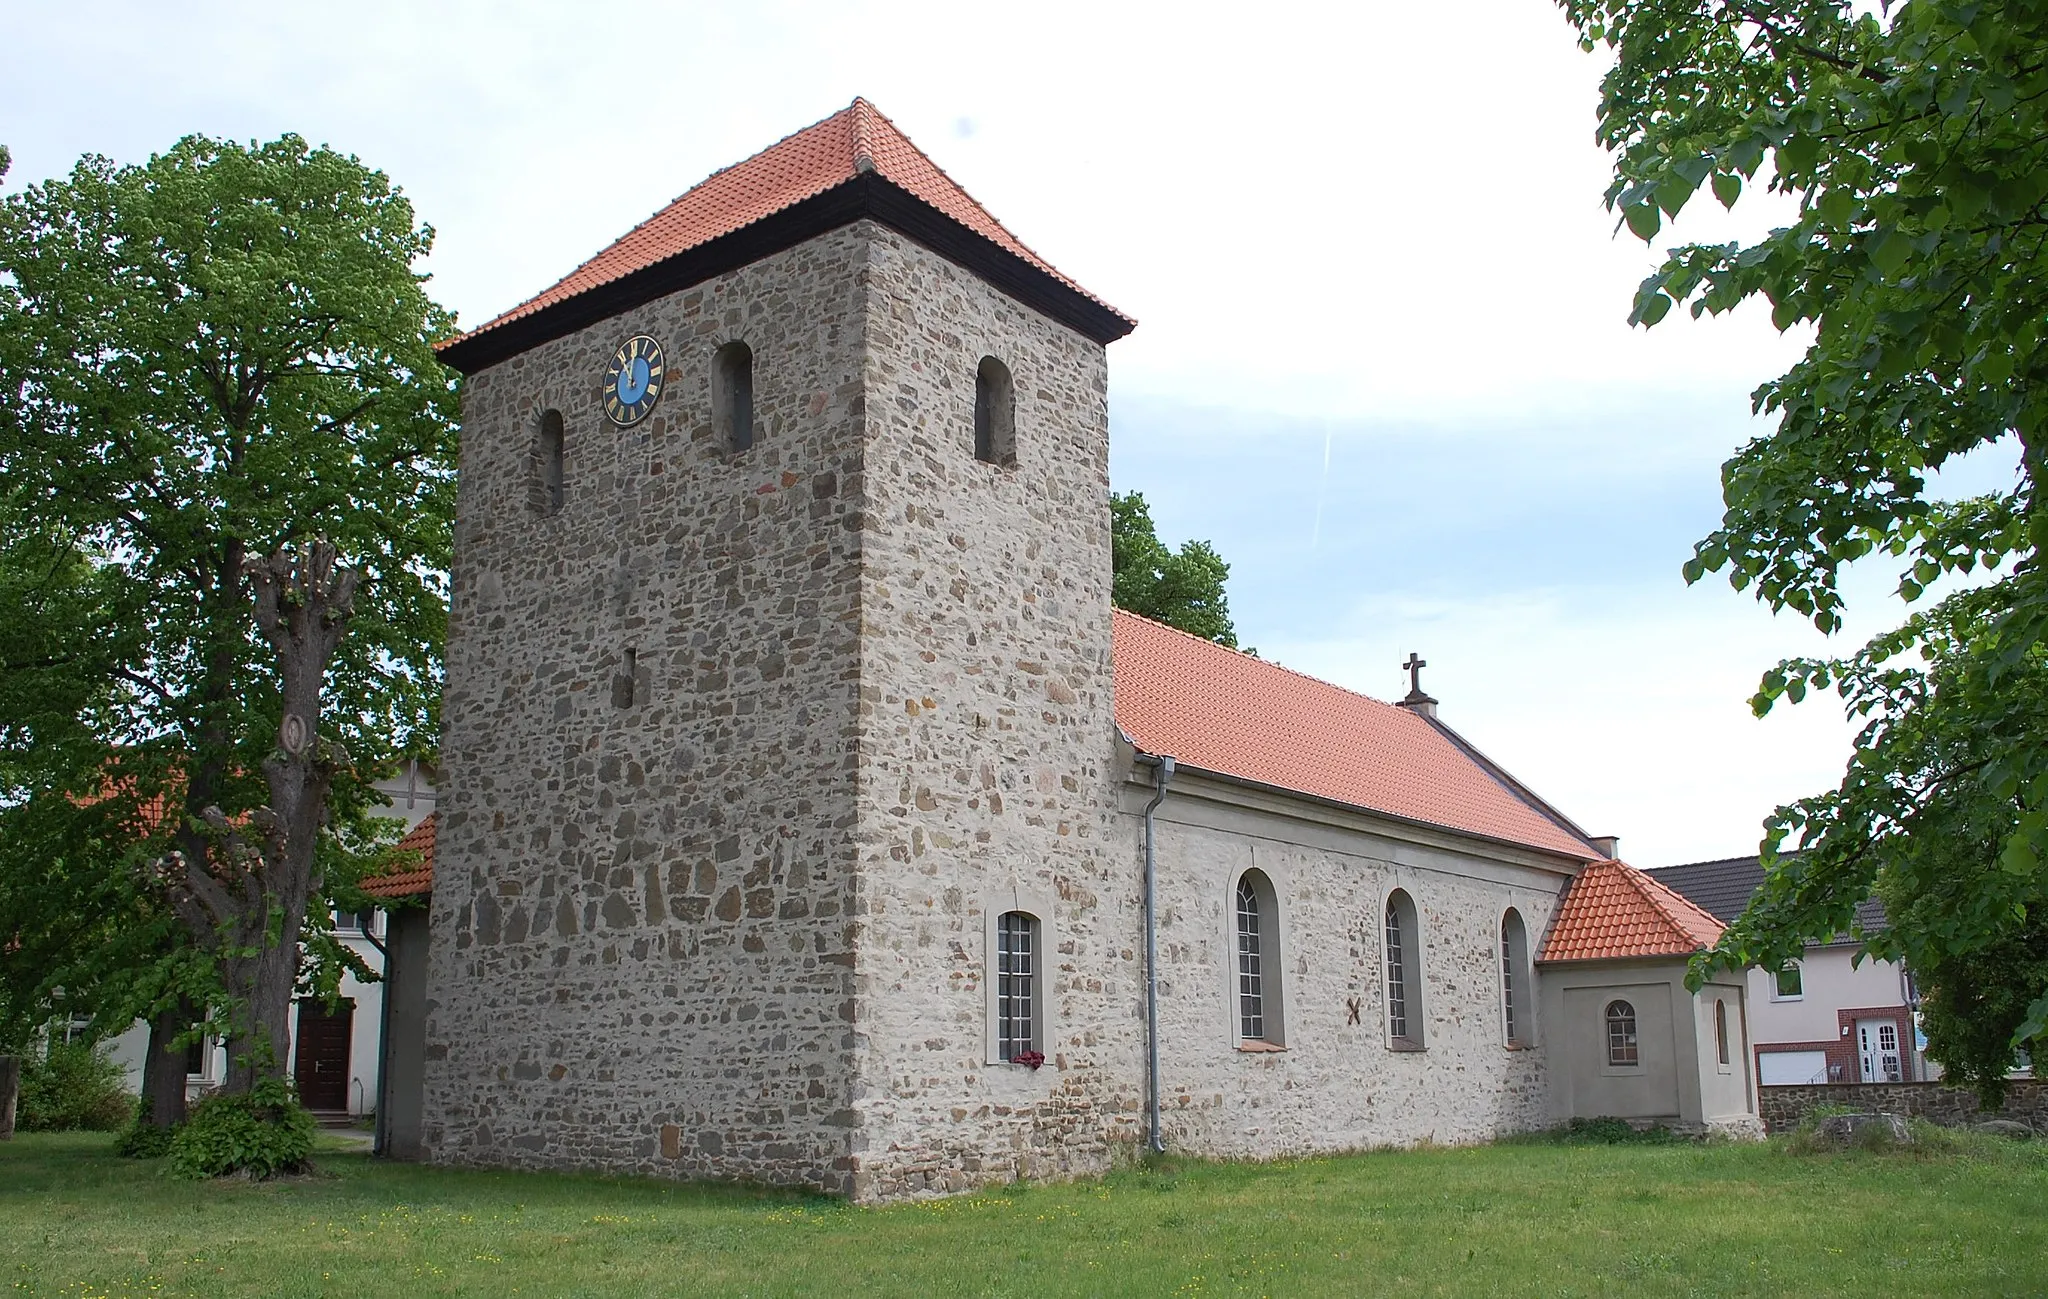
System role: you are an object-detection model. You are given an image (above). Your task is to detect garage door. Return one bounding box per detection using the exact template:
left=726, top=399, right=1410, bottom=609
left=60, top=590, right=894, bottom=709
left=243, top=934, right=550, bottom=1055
left=1759, top=1050, right=1829, bottom=1085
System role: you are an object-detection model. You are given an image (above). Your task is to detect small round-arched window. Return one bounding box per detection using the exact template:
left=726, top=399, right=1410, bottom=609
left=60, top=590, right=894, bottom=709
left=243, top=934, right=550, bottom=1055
left=535, top=408, right=566, bottom=515
left=1605, top=1000, right=1638, bottom=1067
left=973, top=355, right=1015, bottom=467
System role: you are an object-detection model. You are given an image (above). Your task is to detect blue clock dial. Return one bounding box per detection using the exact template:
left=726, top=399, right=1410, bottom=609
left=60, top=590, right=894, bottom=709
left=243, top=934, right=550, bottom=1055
left=603, top=334, right=665, bottom=427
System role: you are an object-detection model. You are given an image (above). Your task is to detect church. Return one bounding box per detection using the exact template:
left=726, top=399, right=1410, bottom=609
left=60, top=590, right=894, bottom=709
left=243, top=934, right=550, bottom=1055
left=397, top=99, right=1761, bottom=1202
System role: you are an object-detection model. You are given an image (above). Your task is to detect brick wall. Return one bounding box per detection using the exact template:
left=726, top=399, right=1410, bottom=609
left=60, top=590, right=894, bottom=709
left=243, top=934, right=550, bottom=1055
left=1757, top=1079, right=2046, bottom=1133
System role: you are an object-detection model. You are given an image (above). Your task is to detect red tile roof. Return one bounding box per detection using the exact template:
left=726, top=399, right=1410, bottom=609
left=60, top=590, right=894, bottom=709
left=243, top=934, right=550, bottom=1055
left=1110, top=611, right=1598, bottom=859
left=361, top=813, right=434, bottom=900
left=1538, top=858, right=1726, bottom=962
left=445, top=98, right=1129, bottom=356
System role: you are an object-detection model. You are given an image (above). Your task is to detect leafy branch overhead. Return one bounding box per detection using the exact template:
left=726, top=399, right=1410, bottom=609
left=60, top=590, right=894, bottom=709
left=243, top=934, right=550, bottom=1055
left=1561, top=0, right=2048, bottom=1097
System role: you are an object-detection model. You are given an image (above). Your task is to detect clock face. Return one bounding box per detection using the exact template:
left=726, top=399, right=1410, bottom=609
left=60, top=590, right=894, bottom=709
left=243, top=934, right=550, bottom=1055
left=602, top=334, right=666, bottom=427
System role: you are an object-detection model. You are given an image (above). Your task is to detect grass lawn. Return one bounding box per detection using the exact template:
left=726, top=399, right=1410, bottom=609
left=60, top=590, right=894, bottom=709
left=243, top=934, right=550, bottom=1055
left=3, top=1130, right=2045, bottom=1297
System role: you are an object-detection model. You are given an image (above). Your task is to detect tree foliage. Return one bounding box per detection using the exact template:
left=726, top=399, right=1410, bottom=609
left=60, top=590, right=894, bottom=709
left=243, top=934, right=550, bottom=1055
left=0, top=134, right=458, bottom=1095
left=1560, top=0, right=2048, bottom=1090
left=1111, top=491, right=1239, bottom=647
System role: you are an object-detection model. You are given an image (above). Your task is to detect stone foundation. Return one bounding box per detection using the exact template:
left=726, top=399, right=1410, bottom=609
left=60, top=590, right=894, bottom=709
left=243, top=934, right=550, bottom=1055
left=1757, top=1079, right=2045, bottom=1133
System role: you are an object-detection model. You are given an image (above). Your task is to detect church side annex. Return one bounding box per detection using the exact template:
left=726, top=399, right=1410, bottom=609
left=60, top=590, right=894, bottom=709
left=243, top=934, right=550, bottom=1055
left=413, top=99, right=1759, bottom=1203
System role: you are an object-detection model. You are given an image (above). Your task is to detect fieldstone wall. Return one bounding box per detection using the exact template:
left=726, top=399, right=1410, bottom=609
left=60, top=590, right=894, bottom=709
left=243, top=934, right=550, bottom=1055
left=846, top=228, right=1141, bottom=1200
left=1758, top=1080, right=2046, bottom=1133
left=424, top=225, right=875, bottom=1192
left=1146, top=774, right=1573, bottom=1155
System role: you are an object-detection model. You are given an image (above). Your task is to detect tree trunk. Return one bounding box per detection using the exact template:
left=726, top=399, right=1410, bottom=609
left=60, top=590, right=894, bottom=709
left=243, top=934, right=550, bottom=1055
left=172, top=540, right=356, bottom=1096
left=0, top=1056, right=18, bottom=1140
left=139, top=1002, right=193, bottom=1130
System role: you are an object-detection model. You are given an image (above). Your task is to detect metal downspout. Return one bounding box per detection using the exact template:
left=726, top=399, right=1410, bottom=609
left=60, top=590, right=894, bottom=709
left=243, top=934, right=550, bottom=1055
left=1142, top=754, right=1175, bottom=1154
left=362, top=914, right=392, bottom=1158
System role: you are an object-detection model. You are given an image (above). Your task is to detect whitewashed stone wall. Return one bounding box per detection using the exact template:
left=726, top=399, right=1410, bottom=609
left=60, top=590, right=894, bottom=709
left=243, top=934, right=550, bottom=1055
left=424, top=226, right=875, bottom=1191
left=1139, top=771, right=1574, bottom=1155
left=846, top=229, right=1142, bottom=1199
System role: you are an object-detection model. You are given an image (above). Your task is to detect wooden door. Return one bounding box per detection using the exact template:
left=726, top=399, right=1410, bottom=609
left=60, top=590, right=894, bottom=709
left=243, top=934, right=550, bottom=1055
left=293, top=998, right=354, bottom=1111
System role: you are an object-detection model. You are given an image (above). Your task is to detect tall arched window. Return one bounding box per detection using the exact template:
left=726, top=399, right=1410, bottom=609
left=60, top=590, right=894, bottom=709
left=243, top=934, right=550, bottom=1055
left=714, top=341, right=754, bottom=451
left=1500, top=909, right=1531, bottom=1047
left=1606, top=1000, right=1639, bottom=1067
left=1385, top=890, right=1424, bottom=1048
left=996, top=910, right=1039, bottom=1061
left=973, top=355, right=1015, bottom=467
left=1715, top=998, right=1730, bottom=1067
left=1234, top=870, right=1282, bottom=1045
left=536, top=408, right=566, bottom=515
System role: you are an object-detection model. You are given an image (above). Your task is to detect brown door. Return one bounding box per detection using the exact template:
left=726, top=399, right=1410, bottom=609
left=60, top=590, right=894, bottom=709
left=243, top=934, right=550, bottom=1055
left=293, top=998, right=354, bottom=1111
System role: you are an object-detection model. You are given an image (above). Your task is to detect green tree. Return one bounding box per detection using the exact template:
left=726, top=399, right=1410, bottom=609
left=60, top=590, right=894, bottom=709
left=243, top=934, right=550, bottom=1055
left=1559, top=0, right=2048, bottom=1092
left=0, top=134, right=458, bottom=1112
left=1111, top=491, right=1239, bottom=647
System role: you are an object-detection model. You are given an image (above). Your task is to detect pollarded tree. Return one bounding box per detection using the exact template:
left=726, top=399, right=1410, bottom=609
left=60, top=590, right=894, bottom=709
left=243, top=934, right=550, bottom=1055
left=1558, top=0, right=2048, bottom=1092
left=0, top=134, right=458, bottom=1099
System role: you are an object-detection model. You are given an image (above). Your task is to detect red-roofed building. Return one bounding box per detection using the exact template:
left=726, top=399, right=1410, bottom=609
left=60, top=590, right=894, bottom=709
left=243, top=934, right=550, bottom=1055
left=409, top=101, right=1758, bottom=1197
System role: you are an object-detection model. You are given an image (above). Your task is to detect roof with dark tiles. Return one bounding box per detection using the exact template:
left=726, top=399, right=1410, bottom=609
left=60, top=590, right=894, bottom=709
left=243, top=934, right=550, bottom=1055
left=1646, top=854, right=1889, bottom=935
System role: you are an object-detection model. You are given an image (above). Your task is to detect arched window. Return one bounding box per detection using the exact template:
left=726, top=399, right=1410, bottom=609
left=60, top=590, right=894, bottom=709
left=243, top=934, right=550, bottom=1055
left=1500, top=908, right=1531, bottom=1047
left=996, top=911, right=1039, bottom=1061
left=973, top=355, right=1015, bottom=467
left=1234, top=869, right=1283, bottom=1045
left=1385, top=890, right=1424, bottom=1048
left=714, top=341, right=754, bottom=451
left=1606, top=1000, right=1639, bottom=1067
left=1715, top=998, right=1730, bottom=1066
left=536, top=408, right=566, bottom=515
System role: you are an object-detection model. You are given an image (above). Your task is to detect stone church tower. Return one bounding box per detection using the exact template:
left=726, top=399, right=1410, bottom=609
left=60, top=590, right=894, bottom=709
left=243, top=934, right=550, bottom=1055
left=423, top=100, right=1141, bottom=1198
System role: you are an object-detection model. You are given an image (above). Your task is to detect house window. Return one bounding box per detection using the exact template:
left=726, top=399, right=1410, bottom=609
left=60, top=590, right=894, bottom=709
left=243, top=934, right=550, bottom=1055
left=1605, top=1000, right=1639, bottom=1067
left=714, top=341, right=754, bottom=451
left=996, top=911, right=1038, bottom=1061
left=973, top=356, right=1015, bottom=467
left=1233, top=870, right=1283, bottom=1045
left=184, top=1031, right=207, bottom=1078
left=1772, top=962, right=1803, bottom=1001
left=1385, top=890, right=1424, bottom=1047
left=1500, top=908, right=1531, bottom=1047
left=1715, top=999, right=1731, bottom=1066
left=537, top=409, right=566, bottom=515
left=1236, top=876, right=1264, bottom=1040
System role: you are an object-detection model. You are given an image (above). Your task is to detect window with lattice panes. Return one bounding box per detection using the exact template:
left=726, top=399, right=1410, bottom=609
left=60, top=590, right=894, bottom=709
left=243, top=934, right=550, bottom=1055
left=1606, top=1000, right=1639, bottom=1067
left=996, top=911, right=1038, bottom=1061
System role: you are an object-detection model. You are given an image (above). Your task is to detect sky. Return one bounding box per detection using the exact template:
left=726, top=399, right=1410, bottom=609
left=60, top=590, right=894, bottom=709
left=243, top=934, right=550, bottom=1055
left=3, top=0, right=2013, bottom=865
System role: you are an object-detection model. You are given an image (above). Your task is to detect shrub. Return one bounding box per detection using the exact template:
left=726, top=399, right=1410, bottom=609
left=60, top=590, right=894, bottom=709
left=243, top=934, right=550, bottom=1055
left=168, top=1077, right=315, bottom=1179
left=114, top=1098, right=180, bottom=1159
left=16, top=1040, right=132, bottom=1132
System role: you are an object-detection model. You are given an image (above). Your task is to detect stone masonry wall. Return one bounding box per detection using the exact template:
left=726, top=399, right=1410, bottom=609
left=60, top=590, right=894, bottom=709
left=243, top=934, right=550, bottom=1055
left=846, top=228, right=1142, bottom=1200
left=423, top=226, right=874, bottom=1191
left=1146, top=777, right=1574, bottom=1156
left=1758, top=1079, right=2047, bottom=1133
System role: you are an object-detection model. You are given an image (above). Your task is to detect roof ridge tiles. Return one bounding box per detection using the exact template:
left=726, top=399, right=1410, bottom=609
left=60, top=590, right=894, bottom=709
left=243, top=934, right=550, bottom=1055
left=1111, top=607, right=1411, bottom=717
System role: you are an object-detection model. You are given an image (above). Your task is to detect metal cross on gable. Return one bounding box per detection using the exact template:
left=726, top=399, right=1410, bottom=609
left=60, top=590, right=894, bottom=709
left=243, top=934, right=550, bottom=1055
left=1402, top=652, right=1427, bottom=697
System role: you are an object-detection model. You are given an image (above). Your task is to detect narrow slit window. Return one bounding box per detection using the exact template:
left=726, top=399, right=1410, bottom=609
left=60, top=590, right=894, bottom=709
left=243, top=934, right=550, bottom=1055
left=613, top=647, right=637, bottom=709
left=1606, top=1000, right=1639, bottom=1067
left=1715, top=999, right=1730, bottom=1066
left=1236, top=876, right=1264, bottom=1041
left=538, top=409, right=566, bottom=515
left=714, top=341, right=754, bottom=451
left=996, top=911, right=1038, bottom=1060
left=974, top=356, right=1015, bottom=467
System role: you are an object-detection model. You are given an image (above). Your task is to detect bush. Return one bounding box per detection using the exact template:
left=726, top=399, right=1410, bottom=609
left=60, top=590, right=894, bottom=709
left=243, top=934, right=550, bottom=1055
left=167, top=1077, right=315, bottom=1179
left=113, top=1099, right=180, bottom=1159
left=16, top=1040, right=132, bottom=1132
left=1545, top=1116, right=1686, bottom=1145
